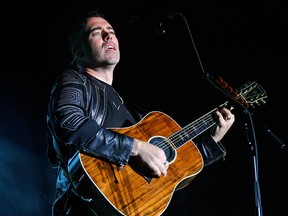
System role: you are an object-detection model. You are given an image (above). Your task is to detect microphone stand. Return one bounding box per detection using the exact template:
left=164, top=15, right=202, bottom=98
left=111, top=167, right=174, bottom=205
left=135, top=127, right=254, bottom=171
left=176, top=12, right=265, bottom=216
left=177, top=11, right=285, bottom=216
left=243, top=109, right=263, bottom=216
left=206, top=74, right=264, bottom=216
left=205, top=76, right=286, bottom=216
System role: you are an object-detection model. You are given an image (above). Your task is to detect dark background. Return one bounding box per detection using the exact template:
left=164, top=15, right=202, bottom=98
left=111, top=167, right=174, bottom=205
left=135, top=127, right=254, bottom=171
left=1, top=0, right=287, bottom=215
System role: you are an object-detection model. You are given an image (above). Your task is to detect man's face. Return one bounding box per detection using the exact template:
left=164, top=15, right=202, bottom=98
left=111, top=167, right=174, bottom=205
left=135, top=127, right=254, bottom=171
left=81, top=16, right=120, bottom=68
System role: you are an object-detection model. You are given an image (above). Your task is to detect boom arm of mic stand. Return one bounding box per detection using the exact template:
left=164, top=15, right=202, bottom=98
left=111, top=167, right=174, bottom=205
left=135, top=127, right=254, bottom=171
left=251, top=113, right=286, bottom=150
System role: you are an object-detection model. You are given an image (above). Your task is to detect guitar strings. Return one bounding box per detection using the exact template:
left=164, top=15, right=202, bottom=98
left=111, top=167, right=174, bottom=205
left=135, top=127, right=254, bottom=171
left=154, top=107, right=217, bottom=152
left=170, top=112, right=215, bottom=148
left=173, top=110, right=216, bottom=147
left=167, top=102, right=228, bottom=150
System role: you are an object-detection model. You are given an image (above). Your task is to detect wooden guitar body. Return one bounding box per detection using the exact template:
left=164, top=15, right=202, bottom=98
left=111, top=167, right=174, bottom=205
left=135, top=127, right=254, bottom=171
left=69, top=111, right=203, bottom=215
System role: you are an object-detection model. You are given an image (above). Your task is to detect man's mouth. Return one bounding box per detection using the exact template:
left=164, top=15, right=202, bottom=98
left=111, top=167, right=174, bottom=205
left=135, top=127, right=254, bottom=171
left=105, top=43, right=116, bottom=50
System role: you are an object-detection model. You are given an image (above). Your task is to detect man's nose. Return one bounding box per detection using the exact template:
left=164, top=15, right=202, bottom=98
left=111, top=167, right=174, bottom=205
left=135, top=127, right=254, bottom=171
left=102, top=31, right=112, bottom=40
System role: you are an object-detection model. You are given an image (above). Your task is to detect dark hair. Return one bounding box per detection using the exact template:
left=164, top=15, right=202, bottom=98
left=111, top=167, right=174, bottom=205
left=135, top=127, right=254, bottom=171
left=68, top=10, right=105, bottom=57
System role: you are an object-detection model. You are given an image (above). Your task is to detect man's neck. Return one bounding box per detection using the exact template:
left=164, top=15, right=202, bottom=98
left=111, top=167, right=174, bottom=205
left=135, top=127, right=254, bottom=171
left=85, top=67, right=114, bottom=85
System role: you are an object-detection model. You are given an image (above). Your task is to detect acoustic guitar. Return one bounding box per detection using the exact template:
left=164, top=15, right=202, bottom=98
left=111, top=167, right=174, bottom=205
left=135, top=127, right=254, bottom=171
left=68, top=81, right=267, bottom=216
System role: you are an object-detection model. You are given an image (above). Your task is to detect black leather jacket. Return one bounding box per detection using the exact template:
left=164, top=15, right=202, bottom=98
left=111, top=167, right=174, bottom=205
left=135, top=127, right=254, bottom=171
left=46, top=69, right=227, bottom=215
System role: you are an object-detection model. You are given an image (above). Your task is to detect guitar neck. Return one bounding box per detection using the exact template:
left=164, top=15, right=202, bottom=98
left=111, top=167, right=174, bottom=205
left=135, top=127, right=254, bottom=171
left=171, top=102, right=227, bottom=149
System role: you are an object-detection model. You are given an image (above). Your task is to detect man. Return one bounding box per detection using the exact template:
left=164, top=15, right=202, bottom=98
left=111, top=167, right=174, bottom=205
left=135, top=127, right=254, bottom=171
left=46, top=10, right=235, bottom=215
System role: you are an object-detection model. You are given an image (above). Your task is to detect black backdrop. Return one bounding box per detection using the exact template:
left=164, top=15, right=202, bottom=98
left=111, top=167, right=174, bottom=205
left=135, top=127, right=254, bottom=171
left=1, top=0, right=288, bottom=215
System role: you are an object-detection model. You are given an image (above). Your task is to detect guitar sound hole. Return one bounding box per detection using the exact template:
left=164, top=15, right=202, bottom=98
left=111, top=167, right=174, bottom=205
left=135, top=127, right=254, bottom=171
left=149, top=136, right=176, bottom=162
left=128, top=136, right=176, bottom=183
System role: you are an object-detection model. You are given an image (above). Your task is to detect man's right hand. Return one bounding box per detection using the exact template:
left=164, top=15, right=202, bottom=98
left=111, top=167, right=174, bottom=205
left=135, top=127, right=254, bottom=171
left=130, top=139, right=169, bottom=177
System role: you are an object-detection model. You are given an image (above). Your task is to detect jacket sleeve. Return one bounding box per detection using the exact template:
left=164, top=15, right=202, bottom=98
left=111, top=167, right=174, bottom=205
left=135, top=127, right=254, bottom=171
left=47, top=71, right=133, bottom=166
left=195, top=136, right=227, bottom=167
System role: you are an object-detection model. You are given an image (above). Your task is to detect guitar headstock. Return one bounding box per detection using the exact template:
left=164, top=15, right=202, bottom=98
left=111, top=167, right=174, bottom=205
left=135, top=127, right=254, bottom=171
left=214, top=77, right=268, bottom=109
left=235, top=81, right=268, bottom=109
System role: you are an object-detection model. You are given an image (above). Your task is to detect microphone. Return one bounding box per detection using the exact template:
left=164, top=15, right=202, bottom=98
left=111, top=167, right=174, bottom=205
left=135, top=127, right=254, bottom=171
left=129, top=12, right=180, bottom=22
left=129, top=12, right=181, bottom=35
left=168, top=12, right=182, bottom=19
